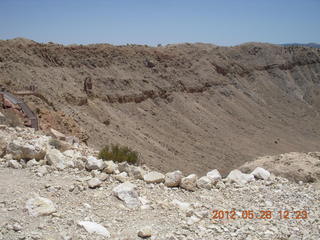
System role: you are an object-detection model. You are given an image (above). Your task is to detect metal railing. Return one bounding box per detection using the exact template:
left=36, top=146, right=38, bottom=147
left=0, top=91, right=39, bottom=130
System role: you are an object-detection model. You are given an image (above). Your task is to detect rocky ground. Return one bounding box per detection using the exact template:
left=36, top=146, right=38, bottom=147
left=1, top=39, right=320, bottom=176
left=0, top=126, right=319, bottom=240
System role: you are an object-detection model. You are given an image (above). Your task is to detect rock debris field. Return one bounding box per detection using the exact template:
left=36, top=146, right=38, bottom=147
left=0, top=126, right=320, bottom=240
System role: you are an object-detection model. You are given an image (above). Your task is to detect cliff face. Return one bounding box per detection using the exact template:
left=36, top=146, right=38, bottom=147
left=1, top=38, right=320, bottom=175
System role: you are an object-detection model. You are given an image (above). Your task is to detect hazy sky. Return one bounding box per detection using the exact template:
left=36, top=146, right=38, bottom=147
left=0, top=0, right=319, bottom=46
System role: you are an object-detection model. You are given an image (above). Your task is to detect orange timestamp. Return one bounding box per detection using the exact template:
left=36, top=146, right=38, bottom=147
left=211, top=209, right=308, bottom=220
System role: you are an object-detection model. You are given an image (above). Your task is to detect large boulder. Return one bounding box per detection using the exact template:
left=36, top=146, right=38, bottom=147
left=7, top=138, right=47, bottom=160
left=239, top=152, right=320, bottom=183
left=197, top=176, right=213, bottom=190
left=180, top=174, right=198, bottom=191
left=143, top=171, right=165, bottom=184
left=226, top=169, right=255, bottom=185
left=112, top=182, right=141, bottom=208
left=164, top=170, right=183, bottom=187
left=45, top=148, right=74, bottom=170
left=251, top=167, right=270, bottom=180
left=86, top=156, right=106, bottom=171
left=206, top=169, right=222, bottom=183
left=25, top=196, right=56, bottom=217
left=63, top=150, right=85, bottom=170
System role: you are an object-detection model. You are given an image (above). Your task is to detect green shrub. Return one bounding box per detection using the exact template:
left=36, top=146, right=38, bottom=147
left=98, top=144, right=139, bottom=164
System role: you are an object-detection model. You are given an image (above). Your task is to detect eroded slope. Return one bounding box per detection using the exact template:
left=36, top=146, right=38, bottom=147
left=0, top=39, right=320, bottom=174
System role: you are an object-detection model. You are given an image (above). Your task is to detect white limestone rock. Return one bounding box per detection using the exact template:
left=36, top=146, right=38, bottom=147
left=25, top=196, right=56, bottom=217
left=112, top=182, right=141, bottom=208
left=78, top=221, right=110, bottom=238
left=171, top=199, right=193, bottom=212
left=143, top=171, right=165, bottom=184
left=26, top=159, right=39, bottom=167
left=8, top=160, right=22, bottom=169
left=87, top=178, right=102, bottom=188
left=251, top=167, right=271, bottom=180
left=226, top=169, right=255, bottom=185
left=7, top=138, right=47, bottom=160
left=197, top=176, right=213, bottom=190
left=86, top=156, right=106, bottom=171
left=114, top=172, right=129, bottom=182
left=206, top=169, right=222, bottom=182
left=45, top=148, right=73, bottom=170
left=180, top=174, right=198, bottom=191
left=103, top=160, right=118, bottom=174
left=36, top=166, right=48, bottom=176
left=187, top=215, right=201, bottom=225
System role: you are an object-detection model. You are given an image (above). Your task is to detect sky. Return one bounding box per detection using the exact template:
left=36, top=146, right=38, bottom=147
left=0, top=0, right=319, bottom=46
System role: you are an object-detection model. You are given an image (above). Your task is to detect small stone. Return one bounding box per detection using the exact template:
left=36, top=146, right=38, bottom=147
left=83, top=203, right=92, bottom=209
left=114, top=172, right=129, bottom=182
left=138, top=226, right=152, bottom=238
left=99, top=172, right=109, bottom=181
left=215, top=181, right=225, bottom=189
left=187, top=215, right=201, bottom=225
left=265, top=200, right=273, bottom=207
left=25, top=196, right=56, bottom=217
left=180, top=174, right=198, bottom=191
left=26, top=159, right=39, bottom=167
left=87, top=178, right=102, bottom=188
left=164, top=170, right=183, bottom=187
left=13, top=223, right=23, bottom=232
left=4, top=154, right=13, bottom=160
left=36, top=166, right=48, bottom=176
left=78, top=221, right=110, bottom=238
left=91, top=170, right=101, bottom=177
left=103, top=160, right=118, bottom=174
left=118, top=162, right=130, bottom=173
left=8, top=160, right=22, bottom=169
left=251, top=167, right=271, bottom=180
left=143, top=171, right=165, bottom=184
left=171, top=199, right=193, bottom=212
left=74, top=159, right=85, bottom=170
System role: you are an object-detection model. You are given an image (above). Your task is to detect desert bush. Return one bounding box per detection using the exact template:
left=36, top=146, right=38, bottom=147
left=98, top=144, right=139, bottom=164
